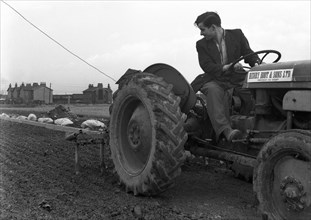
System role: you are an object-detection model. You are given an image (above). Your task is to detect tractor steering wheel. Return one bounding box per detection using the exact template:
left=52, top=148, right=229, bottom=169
left=229, top=50, right=281, bottom=74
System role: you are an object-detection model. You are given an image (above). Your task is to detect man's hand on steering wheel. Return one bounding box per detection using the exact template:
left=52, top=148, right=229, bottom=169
left=222, top=62, right=244, bottom=73
left=233, top=62, right=243, bottom=70
left=228, top=49, right=281, bottom=74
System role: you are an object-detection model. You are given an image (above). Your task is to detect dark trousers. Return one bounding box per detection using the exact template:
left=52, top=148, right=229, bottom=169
left=200, top=81, right=233, bottom=140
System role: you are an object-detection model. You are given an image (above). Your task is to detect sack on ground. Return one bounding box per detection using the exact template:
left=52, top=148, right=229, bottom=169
left=54, top=118, right=73, bottom=126
left=81, top=119, right=106, bottom=130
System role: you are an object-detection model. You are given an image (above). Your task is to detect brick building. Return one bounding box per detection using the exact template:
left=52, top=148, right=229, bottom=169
left=7, top=82, right=53, bottom=104
left=83, top=83, right=112, bottom=104
left=52, top=83, right=112, bottom=104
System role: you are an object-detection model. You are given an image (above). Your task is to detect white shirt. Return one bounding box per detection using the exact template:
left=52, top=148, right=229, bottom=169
left=214, top=29, right=228, bottom=65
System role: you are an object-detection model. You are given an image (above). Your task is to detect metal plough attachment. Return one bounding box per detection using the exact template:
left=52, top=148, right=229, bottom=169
left=65, top=129, right=109, bottom=174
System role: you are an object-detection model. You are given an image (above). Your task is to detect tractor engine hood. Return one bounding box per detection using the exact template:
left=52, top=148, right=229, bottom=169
left=245, top=60, right=311, bottom=89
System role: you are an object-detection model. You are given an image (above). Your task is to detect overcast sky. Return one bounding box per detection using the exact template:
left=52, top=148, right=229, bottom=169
left=1, top=0, right=310, bottom=94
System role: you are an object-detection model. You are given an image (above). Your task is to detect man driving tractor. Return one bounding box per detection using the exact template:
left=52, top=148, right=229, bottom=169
left=192, top=11, right=261, bottom=142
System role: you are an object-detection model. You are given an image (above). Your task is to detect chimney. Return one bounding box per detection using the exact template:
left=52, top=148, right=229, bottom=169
left=88, top=84, right=93, bottom=88
left=98, top=83, right=103, bottom=88
left=40, top=82, right=46, bottom=87
left=26, top=83, right=31, bottom=87
left=21, top=82, right=25, bottom=87
left=108, top=84, right=111, bottom=89
left=33, top=83, right=39, bottom=87
left=9, top=83, right=11, bottom=88
left=15, top=83, right=17, bottom=87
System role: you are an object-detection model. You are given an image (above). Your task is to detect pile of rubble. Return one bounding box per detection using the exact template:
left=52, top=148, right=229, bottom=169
left=0, top=105, right=107, bottom=131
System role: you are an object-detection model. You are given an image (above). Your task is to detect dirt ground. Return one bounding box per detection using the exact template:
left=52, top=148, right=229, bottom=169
left=0, top=108, right=262, bottom=220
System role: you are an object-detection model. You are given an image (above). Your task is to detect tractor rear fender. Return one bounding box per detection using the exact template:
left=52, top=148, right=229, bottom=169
left=143, top=63, right=197, bottom=114
left=116, top=64, right=197, bottom=114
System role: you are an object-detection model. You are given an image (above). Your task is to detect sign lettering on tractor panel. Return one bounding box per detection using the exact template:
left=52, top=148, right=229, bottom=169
left=247, top=69, right=294, bottom=82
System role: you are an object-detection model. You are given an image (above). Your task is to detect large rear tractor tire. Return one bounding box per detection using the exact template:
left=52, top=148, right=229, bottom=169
left=109, top=73, right=187, bottom=196
left=254, top=131, right=311, bottom=220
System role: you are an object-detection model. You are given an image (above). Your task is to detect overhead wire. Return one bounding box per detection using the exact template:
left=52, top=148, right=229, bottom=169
left=1, top=0, right=117, bottom=82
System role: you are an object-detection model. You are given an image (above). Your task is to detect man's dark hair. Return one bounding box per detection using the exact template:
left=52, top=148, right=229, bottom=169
left=194, top=11, right=221, bottom=28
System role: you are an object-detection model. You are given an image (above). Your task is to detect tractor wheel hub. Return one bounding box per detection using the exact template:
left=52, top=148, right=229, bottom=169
left=280, top=176, right=306, bottom=212
left=127, top=121, right=141, bottom=151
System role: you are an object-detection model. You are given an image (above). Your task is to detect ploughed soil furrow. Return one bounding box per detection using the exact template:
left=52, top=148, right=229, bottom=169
left=1, top=123, right=73, bottom=186
left=2, top=120, right=105, bottom=170
left=0, top=120, right=117, bottom=219
left=2, top=147, right=70, bottom=191
left=1, top=132, right=72, bottom=176
left=0, top=119, right=261, bottom=220
left=1, top=121, right=99, bottom=172
left=1, top=123, right=104, bottom=190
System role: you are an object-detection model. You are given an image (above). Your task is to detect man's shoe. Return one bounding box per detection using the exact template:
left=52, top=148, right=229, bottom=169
left=223, top=128, right=242, bottom=142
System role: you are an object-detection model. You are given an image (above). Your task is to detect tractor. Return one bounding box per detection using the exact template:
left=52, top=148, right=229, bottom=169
left=109, top=50, right=311, bottom=220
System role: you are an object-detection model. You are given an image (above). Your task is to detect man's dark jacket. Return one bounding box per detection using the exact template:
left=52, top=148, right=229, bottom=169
left=191, top=29, right=260, bottom=92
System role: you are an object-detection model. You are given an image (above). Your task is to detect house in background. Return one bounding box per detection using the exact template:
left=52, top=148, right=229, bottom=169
left=53, top=83, right=112, bottom=104
left=19, top=83, right=34, bottom=104
left=83, top=83, right=112, bottom=104
left=32, top=82, right=53, bottom=104
left=6, top=82, right=53, bottom=104
left=6, top=82, right=112, bottom=105
left=11, top=83, right=22, bottom=103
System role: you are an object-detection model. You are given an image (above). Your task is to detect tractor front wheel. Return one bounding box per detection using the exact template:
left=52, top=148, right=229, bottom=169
left=254, top=131, right=311, bottom=220
left=109, top=73, right=187, bottom=196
